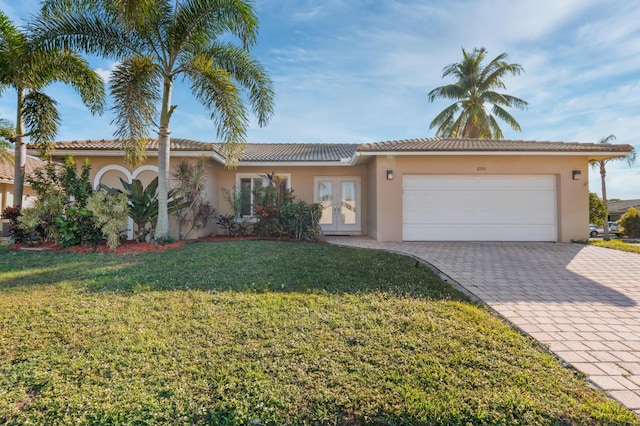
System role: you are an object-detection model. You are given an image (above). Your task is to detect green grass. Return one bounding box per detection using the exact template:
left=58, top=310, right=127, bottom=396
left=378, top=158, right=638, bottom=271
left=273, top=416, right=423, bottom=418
left=590, top=239, right=640, bottom=254
left=0, top=241, right=637, bottom=425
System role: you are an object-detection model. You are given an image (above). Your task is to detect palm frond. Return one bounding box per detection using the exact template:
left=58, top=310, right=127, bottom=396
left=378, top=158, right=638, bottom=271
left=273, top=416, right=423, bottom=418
left=198, top=42, right=274, bottom=126
left=30, top=7, right=143, bottom=60
left=109, top=56, right=161, bottom=165
left=0, top=118, right=14, bottom=165
left=491, top=104, right=521, bottom=133
left=27, top=48, right=106, bottom=114
left=427, top=84, right=465, bottom=103
left=487, top=114, right=504, bottom=139
left=428, top=103, right=458, bottom=134
left=22, top=90, right=60, bottom=155
left=183, top=55, right=248, bottom=166
left=171, top=0, right=258, bottom=53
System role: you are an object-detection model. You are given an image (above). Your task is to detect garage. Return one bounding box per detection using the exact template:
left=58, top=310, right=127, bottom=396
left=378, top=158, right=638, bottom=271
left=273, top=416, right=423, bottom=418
left=402, top=175, right=557, bottom=241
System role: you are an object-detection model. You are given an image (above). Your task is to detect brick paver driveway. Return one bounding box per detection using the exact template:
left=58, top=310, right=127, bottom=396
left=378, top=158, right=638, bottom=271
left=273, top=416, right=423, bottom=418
left=327, top=238, right=640, bottom=414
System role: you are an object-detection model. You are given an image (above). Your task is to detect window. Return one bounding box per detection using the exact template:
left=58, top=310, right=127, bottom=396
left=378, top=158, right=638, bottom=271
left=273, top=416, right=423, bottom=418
left=235, top=173, right=291, bottom=217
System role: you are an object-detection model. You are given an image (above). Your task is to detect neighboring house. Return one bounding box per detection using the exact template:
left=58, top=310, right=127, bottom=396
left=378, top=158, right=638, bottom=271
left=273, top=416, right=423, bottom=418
left=0, top=154, right=45, bottom=237
left=607, top=199, right=640, bottom=222
left=0, top=154, right=44, bottom=210
left=29, top=137, right=633, bottom=243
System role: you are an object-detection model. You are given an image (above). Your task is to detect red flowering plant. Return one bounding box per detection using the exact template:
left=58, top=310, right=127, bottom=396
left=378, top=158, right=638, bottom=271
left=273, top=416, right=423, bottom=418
left=252, top=172, right=292, bottom=237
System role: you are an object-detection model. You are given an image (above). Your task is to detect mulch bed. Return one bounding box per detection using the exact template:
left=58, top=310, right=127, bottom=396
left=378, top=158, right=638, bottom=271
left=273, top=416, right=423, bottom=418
left=8, top=235, right=316, bottom=254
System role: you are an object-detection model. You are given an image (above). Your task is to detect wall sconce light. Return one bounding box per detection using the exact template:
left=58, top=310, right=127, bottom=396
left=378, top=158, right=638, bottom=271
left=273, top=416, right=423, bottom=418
left=572, top=170, right=582, bottom=180
left=386, top=170, right=394, bottom=180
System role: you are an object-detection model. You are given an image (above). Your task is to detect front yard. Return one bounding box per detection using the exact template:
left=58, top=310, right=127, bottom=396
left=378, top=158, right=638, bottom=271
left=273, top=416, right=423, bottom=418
left=0, top=241, right=637, bottom=425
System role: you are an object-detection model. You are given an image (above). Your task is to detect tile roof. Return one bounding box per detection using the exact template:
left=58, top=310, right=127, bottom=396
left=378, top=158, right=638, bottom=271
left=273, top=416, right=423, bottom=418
left=608, top=199, right=640, bottom=214
left=35, top=138, right=216, bottom=152
left=37, top=137, right=633, bottom=162
left=0, top=154, right=49, bottom=184
left=358, top=138, right=634, bottom=153
left=213, top=143, right=358, bottom=162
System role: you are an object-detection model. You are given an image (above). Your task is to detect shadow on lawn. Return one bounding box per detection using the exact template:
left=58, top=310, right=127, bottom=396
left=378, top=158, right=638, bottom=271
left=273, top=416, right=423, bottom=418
left=0, top=241, right=465, bottom=301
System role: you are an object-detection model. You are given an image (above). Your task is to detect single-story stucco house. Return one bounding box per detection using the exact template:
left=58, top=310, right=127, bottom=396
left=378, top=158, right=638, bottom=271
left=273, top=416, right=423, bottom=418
left=1, top=154, right=45, bottom=237
left=28, top=137, right=633, bottom=242
left=607, top=199, right=640, bottom=222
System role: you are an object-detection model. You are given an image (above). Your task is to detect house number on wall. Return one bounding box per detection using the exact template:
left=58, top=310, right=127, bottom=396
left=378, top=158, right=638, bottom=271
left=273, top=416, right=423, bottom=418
left=477, top=166, right=487, bottom=171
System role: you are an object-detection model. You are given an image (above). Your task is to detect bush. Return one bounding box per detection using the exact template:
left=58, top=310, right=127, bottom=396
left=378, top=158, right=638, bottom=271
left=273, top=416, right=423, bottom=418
left=620, top=207, right=640, bottom=238
left=88, top=191, right=130, bottom=250
left=22, top=155, right=97, bottom=244
left=56, top=207, right=102, bottom=248
left=19, top=191, right=65, bottom=242
left=1, top=206, right=29, bottom=243
left=279, top=201, right=323, bottom=241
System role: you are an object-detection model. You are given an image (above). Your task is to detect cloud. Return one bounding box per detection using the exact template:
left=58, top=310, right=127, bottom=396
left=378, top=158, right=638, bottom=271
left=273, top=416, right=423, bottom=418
left=94, top=62, right=120, bottom=83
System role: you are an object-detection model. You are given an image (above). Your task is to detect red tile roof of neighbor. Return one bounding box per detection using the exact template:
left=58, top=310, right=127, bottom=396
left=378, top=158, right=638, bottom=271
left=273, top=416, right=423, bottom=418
left=32, top=137, right=634, bottom=162
left=0, top=154, right=49, bottom=184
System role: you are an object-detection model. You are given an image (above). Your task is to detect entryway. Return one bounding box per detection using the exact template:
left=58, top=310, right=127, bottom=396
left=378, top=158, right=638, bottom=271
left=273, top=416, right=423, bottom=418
left=314, top=177, right=361, bottom=235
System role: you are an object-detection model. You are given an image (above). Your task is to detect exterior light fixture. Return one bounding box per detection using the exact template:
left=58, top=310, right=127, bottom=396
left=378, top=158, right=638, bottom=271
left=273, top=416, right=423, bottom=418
left=572, top=170, right=582, bottom=180
left=386, top=170, right=394, bottom=180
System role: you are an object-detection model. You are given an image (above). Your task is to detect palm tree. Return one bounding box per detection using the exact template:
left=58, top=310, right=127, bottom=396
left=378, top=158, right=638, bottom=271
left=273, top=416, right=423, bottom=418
left=428, top=47, right=528, bottom=139
left=34, top=0, right=274, bottom=241
left=591, top=134, right=636, bottom=241
left=0, top=11, right=105, bottom=207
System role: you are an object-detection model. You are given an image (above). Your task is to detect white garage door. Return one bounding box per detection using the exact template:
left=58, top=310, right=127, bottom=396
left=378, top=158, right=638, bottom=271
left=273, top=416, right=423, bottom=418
left=403, top=175, right=557, bottom=241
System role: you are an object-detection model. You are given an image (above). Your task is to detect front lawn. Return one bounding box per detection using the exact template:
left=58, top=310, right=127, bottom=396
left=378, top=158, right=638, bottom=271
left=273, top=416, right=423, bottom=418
left=590, top=239, right=640, bottom=254
left=0, top=241, right=637, bottom=425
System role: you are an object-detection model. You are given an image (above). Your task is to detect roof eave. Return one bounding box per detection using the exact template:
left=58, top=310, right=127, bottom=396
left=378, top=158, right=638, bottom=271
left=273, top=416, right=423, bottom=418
left=236, top=160, right=355, bottom=167
left=356, top=150, right=631, bottom=157
left=28, top=149, right=217, bottom=158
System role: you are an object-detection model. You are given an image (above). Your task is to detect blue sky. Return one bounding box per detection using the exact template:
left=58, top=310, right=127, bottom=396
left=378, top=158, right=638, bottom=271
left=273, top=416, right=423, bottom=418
left=1, top=0, right=639, bottom=199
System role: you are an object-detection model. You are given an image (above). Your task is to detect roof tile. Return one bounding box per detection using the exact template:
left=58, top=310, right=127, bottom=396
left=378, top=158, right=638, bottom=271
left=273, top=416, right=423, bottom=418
left=35, top=137, right=634, bottom=162
left=358, top=137, right=633, bottom=153
left=0, top=154, right=49, bottom=184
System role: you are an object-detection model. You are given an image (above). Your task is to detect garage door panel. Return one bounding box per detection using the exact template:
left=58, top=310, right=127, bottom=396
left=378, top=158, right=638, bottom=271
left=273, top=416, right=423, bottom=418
left=403, top=175, right=557, bottom=241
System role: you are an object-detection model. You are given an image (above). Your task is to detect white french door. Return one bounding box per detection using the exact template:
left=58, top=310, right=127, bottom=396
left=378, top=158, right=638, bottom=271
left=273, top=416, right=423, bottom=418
left=314, top=177, right=361, bottom=234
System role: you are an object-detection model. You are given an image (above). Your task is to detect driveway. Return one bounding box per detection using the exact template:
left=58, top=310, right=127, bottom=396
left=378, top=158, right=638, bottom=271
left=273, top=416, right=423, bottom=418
left=326, top=237, right=640, bottom=414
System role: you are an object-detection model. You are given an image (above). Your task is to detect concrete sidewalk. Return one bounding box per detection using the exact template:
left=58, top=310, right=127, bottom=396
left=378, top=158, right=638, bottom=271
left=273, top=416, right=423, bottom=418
left=327, top=237, right=640, bottom=414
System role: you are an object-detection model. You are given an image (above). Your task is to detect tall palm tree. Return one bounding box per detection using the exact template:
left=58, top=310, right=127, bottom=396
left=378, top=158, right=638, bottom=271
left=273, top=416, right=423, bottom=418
left=0, top=11, right=105, bottom=207
left=591, top=134, right=636, bottom=241
left=34, top=0, right=274, bottom=241
left=428, top=47, right=528, bottom=139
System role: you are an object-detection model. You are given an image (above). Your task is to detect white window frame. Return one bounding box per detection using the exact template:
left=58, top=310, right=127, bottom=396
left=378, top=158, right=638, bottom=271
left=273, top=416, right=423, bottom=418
left=235, top=173, right=292, bottom=219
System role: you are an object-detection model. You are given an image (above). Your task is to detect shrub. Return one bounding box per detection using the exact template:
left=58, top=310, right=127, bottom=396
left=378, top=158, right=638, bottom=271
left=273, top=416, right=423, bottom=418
left=118, top=176, right=184, bottom=242
left=22, top=155, right=98, bottom=245
left=620, top=207, right=640, bottom=238
left=171, top=159, right=215, bottom=239
left=1, top=206, right=29, bottom=243
left=19, top=191, right=65, bottom=242
left=56, top=207, right=102, bottom=248
left=216, top=214, right=249, bottom=237
left=88, top=191, right=130, bottom=250
left=279, top=201, right=323, bottom=241
left=252, top=172, right=294, bottom=237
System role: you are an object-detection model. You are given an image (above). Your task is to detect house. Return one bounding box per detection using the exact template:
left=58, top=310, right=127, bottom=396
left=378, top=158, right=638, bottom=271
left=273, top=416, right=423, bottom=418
left=607, top=199, right=640, bottom=222
left=1, top=154, right=47, bottom=237
left=30, top=137, right=633, bottom=242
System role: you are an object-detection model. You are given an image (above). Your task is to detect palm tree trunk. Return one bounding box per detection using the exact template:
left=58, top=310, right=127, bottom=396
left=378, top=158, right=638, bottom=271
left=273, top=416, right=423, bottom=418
left=12, top=88, right=26, bottom=208
left=600, top=161, right=610, bottom=241
left=154, top=76, right=173, bottom=241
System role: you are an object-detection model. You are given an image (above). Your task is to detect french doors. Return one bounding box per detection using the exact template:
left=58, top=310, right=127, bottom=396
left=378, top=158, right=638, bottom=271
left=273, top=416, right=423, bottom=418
left=314, top=177, right=361, bottom=234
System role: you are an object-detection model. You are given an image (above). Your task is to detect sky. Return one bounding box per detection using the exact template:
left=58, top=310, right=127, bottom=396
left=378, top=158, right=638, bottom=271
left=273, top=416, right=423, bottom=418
left=1, top=0, right=639, bottom=199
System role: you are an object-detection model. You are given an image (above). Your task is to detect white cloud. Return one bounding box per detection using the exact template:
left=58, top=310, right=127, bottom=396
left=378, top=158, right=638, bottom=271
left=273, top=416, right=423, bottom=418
left=95, top=62, right=120, bottom=83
